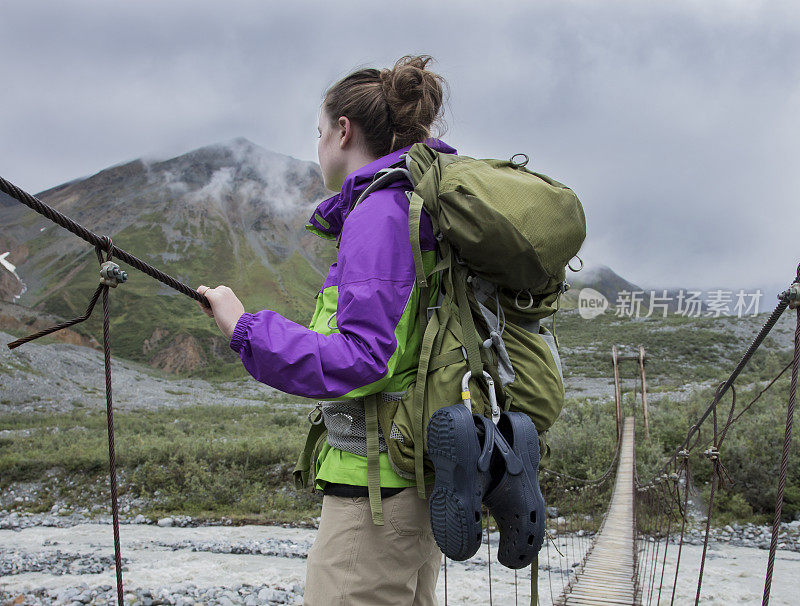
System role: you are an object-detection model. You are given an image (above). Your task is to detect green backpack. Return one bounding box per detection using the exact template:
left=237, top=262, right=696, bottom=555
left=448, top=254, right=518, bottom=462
left=295, top=142, right=586, bottom=525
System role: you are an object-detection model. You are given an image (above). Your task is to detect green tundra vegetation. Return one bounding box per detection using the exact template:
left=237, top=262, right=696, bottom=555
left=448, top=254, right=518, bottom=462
left=1, top=309, right=796, bottom=526
left=0, top=403, right=319, bottom=524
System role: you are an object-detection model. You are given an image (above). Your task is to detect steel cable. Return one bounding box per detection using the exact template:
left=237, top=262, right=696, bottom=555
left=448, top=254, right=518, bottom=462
left=660, top=294, right=791, bottom=474
left=670, top=457, right=690, bottom=606
left=762, top=302, right=800, bottom=605
left=0, top=175, right=210, bottom=309
left=101, top=277, right=124, bottom=605
left=656, top=479, right=675, bottom=605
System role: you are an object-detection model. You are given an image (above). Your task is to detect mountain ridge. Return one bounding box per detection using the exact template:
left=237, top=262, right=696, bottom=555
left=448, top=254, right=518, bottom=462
left=1, top=138, right=335, bottom=376
left=3, top=140, right=761, bottom=375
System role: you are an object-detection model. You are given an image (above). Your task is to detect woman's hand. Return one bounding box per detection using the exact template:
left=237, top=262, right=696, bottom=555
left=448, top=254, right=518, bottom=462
left=196, top=284, right=245, bottom=341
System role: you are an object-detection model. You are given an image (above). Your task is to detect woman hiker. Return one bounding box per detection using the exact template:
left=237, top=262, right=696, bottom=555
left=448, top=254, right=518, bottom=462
left=197, top=54, right=453, bottom=606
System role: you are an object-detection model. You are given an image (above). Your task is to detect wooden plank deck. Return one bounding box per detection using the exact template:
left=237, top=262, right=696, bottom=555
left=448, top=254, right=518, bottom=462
left=556, top=416, right=640, bottom=605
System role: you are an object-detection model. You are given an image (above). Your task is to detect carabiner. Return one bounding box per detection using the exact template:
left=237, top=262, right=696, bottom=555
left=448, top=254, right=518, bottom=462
left=460, top=370, right=501, bottom=424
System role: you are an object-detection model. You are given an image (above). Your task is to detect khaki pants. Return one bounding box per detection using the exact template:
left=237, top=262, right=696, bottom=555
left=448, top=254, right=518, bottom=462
left=304, top=488, right=442, bottom=606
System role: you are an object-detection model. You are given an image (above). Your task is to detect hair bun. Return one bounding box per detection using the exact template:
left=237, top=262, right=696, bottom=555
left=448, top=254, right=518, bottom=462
left=324, top=54, right=448, bottom=157
left=380, top=55, right=446, bottom=148
left=378, top=68, right=393, bottom=93
left=382, top=56, right=440, bottom=102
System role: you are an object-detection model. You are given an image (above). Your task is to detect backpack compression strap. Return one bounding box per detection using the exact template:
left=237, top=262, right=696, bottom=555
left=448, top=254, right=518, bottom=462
left=411, top=298, right=441, bottom=498
left=292, top=412, right=326, bottom=491
left=453, top=265, right=485, bottom=379
left=364, top=392, right=383, bottom=525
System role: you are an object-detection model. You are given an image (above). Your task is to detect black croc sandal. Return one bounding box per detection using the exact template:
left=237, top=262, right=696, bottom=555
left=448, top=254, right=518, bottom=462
left=482, top=411, right=546, bottom=569
left=427, top=404, right=495, bottom=561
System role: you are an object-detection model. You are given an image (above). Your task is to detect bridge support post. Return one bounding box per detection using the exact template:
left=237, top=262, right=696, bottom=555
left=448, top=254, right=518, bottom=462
left=639, top=345, right=650, bottom=441
left=612, top=345, right=622, bottom=440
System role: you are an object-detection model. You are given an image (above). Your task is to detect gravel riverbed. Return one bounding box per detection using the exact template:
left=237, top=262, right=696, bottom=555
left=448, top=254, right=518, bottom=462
left=1, top=516, right=799, bottom=605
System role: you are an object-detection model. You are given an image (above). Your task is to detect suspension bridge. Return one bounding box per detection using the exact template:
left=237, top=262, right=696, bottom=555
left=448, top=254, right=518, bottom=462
left=555, top=417, right=638, bottom=605
left=542, top=286, right=798, bottom=606
left=2, top=173, right=799, bottom=605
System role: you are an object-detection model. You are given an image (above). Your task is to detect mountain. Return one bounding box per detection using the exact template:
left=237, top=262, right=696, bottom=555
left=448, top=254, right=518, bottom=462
left=561, top=264, right=717, bottom=316
left=0, top=138, right=335, bottom=376
left=562, top=264, right=643, bottom=307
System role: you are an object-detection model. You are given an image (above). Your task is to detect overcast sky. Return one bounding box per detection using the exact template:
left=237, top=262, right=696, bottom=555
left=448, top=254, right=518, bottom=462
left=2, top=0, right=798, bottom=298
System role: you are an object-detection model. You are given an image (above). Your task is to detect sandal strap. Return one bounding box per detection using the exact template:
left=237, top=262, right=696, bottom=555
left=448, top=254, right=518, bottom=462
left=492, top=428, right=524, bottom=475
left=474, top=414, right=496, bottom=473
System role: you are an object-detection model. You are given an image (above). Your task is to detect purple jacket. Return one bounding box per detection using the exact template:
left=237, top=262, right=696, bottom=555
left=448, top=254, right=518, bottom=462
left=230, top=139, right=457, bottom=399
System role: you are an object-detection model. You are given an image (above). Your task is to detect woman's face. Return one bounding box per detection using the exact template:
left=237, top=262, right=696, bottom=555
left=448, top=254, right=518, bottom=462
left=317, top=109, right=347, bottom=192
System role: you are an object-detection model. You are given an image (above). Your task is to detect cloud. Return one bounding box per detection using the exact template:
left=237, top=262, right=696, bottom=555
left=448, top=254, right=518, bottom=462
left=1, top=0, right=798, bottom=292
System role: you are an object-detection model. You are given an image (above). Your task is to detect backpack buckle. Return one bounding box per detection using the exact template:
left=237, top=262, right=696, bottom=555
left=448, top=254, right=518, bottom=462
left=461, top=370, right=501, bottom=424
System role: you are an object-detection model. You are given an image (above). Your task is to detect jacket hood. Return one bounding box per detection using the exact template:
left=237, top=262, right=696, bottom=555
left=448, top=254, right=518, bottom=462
left=306, top=138, right=457, bottom=239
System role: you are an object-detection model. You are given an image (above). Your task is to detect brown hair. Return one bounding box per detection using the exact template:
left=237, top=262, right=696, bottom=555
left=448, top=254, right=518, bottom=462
left=323, top=55, right=448, bottom=158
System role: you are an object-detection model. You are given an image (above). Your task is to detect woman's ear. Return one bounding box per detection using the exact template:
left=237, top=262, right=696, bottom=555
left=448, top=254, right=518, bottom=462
left=337, top=116, right=354, bottom=149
